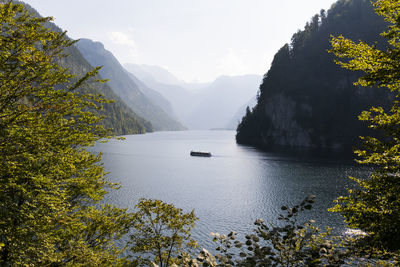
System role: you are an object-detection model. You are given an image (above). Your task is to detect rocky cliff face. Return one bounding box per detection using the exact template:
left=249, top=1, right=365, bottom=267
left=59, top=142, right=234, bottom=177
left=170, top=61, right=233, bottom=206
left=75, top=39, right=185, bottom=131
left=236, top=0, right=390, bottom=152
left=262, top=94, right=312, bottom=148
left=21, top=2, right=152, bottom=135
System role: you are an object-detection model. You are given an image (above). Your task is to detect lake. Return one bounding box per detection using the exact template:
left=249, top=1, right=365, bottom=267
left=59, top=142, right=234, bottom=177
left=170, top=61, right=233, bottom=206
left=92, top=130, right=366, bottom=249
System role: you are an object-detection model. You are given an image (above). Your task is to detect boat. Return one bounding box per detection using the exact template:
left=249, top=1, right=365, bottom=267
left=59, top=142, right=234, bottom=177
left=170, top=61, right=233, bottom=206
left=190, top=151, right=212, bottom=157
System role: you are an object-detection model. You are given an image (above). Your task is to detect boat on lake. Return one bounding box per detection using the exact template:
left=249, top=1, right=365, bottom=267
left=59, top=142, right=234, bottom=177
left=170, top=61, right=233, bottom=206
left=190, top=151, right=212, bottom=157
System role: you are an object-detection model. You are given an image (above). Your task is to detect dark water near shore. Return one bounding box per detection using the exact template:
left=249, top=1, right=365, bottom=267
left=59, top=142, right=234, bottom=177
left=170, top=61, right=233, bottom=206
left=92, top=130, right=367, bottom=249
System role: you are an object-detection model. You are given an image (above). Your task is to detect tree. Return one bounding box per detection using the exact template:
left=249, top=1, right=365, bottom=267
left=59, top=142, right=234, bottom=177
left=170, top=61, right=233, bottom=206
left=0, top=2, right=131, bottom=265
left=181, top=196, right=349, bottom=267
left=329, top=0, right=400, bottom=252
left=130, top=198, right=198, bottom=267
left=235, top=0, right=388, bottom=152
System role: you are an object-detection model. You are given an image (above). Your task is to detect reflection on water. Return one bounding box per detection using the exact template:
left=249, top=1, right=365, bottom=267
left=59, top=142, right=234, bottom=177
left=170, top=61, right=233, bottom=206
left=91, top=130, right=367, bottom=249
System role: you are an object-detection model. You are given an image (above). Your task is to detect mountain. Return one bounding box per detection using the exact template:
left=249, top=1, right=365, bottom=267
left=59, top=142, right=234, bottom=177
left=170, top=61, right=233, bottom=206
left=75, top=39, right=185, bottom=131
left=22, top=2, right=151, bottom=135
left=236, top=0, right=390, bottom=152
left=226, top=96, right=257, bottom=130
left=124, top=64, right=184, bottom=87
left=125, top=64, right=262, bottom=130
left=126, top=72, right=179, bottom=121
left=124, top=64, right=210, bottom=91
left=184, top=75, right=262, bottom=129
left=61, top=45, right=153, bottom=134
left=124, top=63, right=197, bottom=124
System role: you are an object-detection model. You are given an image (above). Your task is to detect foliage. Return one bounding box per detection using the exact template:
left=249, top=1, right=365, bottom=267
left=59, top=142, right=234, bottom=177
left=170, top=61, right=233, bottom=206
left=75, top=38, right=185, bottom=131
left=181, top=196, right=349, bottom=266
left=129, top=198, right=198, bottom=267
left=236, top=0, right=389, bottom=152
left=329, top=0, right=400, bottom=252
left=0, top=3, right=132, bottom=265
left=21, top=1, right=152, bottom=135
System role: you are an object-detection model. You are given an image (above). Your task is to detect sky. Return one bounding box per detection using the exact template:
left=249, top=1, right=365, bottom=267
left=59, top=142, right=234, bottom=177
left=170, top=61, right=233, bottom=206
left=23, top=0, right=338, bottom=83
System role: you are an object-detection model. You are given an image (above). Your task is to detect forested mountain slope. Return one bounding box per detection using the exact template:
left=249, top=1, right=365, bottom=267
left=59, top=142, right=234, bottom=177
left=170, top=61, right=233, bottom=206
left=236, top=0, right=389, bottom=152
left=22, top=2, right=151, bottom=134
left=227, top=96, right=257, bottom=130
left=124, top=63, right=197, bottom=125
left=126, top=72, right=180, bottom=122
left=76, top=39, right=185, bottom=131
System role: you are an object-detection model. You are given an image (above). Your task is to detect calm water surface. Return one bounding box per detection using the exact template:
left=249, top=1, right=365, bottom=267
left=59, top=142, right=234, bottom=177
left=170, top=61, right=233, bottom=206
left=92, top=130, right=366, bottom=249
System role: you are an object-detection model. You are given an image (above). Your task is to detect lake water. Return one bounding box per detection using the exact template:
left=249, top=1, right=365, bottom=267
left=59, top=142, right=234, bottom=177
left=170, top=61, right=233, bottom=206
left=92, top=130, right=366, bottom=249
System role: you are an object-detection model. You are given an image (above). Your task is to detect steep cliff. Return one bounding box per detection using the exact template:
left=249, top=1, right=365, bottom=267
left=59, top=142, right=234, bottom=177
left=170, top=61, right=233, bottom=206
left=76, top=39, right=185, bottom=131
left=236, top=0, right=390, bottom=152
left=21, top=2, right=152, bottom=135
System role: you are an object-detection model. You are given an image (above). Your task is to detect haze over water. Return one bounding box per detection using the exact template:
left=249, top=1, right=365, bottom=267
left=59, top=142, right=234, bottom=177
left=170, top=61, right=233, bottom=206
left=92, top=130, right=366, bottom=249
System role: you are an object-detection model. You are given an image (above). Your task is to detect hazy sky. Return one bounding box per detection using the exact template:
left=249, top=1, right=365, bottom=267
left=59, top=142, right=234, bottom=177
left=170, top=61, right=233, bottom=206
left=24, top=0, right=338, bottom=83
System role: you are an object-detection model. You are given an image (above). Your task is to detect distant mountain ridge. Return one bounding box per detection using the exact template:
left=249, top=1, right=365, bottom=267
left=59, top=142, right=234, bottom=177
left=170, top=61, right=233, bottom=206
left=184, top=74, right=262, bottom=130
left=75, top=39, right=185, bottom=131
left=124, top=64, right=196, bottom=124
left=21, top=2, right=151, bottom=135
left=226, top=96, right=257, bottom=130
left=125, top=64, right=262, bottom=130
left=236, top=0, right=390, bottom=152
left=124, top=64, right=185, bottom=87
left=126, top=71, right=179, bottom=121
left=124, top=63, right=210, bottom=91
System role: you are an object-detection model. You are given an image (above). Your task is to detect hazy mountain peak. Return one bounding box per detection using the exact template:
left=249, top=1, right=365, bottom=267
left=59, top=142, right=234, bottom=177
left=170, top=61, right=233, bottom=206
left=75, top=38, right=185, bottom=131
left=184, top=74, right=262, bottom=130
left=212, top=74, right=262, bottom=85
left=79, top=38, right=103, bottom=47
left=124, top=63, right=183, bottom=86
left=16, top=2, right=151, bottom=134
left=125, top=62, right=262, bottom=130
